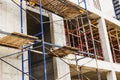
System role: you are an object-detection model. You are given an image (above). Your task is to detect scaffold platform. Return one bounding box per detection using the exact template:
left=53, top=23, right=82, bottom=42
left=0, top=32, right=38, bottom=49
left=28, top=0, right=85, bottom=19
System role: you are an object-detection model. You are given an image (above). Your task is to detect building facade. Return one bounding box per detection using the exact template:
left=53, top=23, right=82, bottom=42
left=0, top=0, right=120, bottom=80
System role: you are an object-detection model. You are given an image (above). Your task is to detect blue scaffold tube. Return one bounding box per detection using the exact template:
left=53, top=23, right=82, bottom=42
left=39, top=0, right=47, bottom=80
left=20, top=0, right=24, bottom=80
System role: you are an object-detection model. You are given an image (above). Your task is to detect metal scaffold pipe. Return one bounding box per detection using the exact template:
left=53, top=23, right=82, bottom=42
left=83, top=0, right=101, bottom=80
left=39, top=0, right=47, bottom=80
left=19, top=0, right=25, bottom=80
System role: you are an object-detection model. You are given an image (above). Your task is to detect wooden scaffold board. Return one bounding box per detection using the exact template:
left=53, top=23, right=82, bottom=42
left=0, top=32, right=38, bottom=49
left=50, top=46, right=79, bottom=57
left=28, top=0, right=85, bottom=19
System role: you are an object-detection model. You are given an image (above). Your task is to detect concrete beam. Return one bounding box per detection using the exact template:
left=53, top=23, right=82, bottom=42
left=26, top=6, right=49, bottom=17
left=67, top=55, right=120, bottom=72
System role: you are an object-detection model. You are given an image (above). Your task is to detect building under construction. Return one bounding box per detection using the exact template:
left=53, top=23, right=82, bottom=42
left=0, top=0, right=120, bottom=80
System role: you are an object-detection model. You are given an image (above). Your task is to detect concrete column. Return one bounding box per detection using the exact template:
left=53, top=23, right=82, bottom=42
left=0, top=0, right=28, bottom=80
left=50, top=14, right=71, bottom=80
left=98, top=17, right=113, bottom=62
left=107, top=71, right=117, bottom=80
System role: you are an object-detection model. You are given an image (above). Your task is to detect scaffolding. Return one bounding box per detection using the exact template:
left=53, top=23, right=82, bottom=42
left=107, top=24, right=120, bottom=63
left=64, top=17, right=103, bottom=60
left=0, top=0, right=106, bottom=80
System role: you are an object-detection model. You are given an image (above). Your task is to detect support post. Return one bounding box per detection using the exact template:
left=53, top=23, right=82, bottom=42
left=39, top=0, right=47, bottom=80
left=28, top=48, right=32, bottom=80
left=98, top=18, right=113, bottom=62
left=20, top=0, right=24, bottom=80
left=107, top=71, right=117, bottom=80
left=50, top=14, right=71, bottom=80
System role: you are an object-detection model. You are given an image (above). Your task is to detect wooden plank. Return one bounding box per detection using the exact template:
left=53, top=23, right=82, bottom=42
left=0, top=41, right=20, bottom=49
left=0, top=32, right=38, bottom=49
left=28, top=0, right=85, bottom=19
left=11, top=32, right=38, bottom=40
left=50, top=46, right=78, bottom=57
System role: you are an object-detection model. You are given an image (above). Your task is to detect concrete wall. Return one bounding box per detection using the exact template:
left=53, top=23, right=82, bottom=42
left=50, top=14, right=71, bottom=80
left=0, top=0, right=27, bottom=33
left=99, top=0, right=115, bottom=17
left=0, top=0, right=28, bottom=80
left=0, top=0, right=120, bottom=80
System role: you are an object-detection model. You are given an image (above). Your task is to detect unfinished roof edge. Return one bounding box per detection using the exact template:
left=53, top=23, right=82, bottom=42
left=28, top=0, right=86, bottom=19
